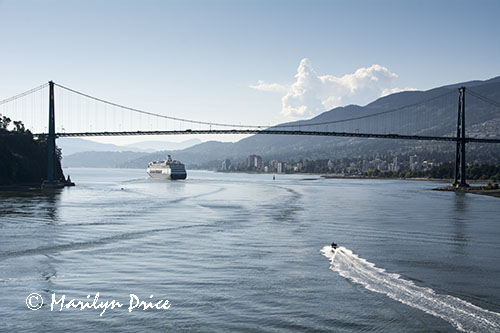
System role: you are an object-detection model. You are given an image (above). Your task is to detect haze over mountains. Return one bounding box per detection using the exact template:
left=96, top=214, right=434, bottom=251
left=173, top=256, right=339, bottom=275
left=59, top=138, right=202, bottom=156
left=62, top=76, right=500, bottom=169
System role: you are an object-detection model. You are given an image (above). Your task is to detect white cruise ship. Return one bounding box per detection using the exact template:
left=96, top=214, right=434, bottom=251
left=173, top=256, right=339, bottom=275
left=147, top=155, right=187, bottom=180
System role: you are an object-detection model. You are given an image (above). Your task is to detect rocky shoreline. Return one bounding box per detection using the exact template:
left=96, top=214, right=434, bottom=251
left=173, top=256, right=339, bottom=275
left=433, top=185, right=500, bottom=198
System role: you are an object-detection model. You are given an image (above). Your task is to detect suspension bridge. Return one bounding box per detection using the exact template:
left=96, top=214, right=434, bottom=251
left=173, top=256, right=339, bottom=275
left=1, top=80, right=500, bottom=187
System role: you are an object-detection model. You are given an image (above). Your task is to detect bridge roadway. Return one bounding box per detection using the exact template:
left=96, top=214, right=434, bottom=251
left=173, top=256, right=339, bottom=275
left=35, top=129, right=500, bottom=144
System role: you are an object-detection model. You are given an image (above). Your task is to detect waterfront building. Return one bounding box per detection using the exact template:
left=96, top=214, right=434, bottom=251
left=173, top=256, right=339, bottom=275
left=221, top=159, right=231, bottom=171
left=247, top=155, right=263, bottom=170
left=410, top=155, right=420, bottom=171
left=277, top=162, right=284, bottom=173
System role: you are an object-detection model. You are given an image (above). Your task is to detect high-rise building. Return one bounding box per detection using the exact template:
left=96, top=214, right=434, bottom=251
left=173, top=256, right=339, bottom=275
left=247, top=155, right=263, bottom=170
left=392, top=157, right=400, bottom=171
left=410, top=155, right=420, bottom=171
left=277, top=162, right=284, bottom=173
left=221, top=159, right=231, bottom=171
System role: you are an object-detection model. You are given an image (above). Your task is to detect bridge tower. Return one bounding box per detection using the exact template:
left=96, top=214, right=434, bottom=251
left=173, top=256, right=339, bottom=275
left=453, top=87, right=468, bottom=187
left=47, top=80, right=56, bottom=182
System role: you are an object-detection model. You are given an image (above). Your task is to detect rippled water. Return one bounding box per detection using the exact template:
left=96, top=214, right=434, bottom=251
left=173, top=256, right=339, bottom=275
left=1, top=168, right=500, bottom=332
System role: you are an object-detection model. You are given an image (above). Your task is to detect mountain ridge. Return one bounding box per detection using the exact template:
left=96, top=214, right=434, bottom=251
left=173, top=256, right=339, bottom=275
left=61, top=75, right=500, bottom=169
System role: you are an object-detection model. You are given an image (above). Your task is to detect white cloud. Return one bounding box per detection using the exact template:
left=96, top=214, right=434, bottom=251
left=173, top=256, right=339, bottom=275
left=248, top=80, right=287, bottom=93
left=250, top=58, right=415, bottom=119
left=381, top=87, right=418, bottom=97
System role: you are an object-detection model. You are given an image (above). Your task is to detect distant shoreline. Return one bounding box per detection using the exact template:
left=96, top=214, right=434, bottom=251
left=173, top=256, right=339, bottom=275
left=217, top=170, right=498, bottom=184
left=0, top=183, right=42, bottom=192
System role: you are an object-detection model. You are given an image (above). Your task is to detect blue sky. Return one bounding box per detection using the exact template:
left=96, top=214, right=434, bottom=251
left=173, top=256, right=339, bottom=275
left=1, top=0, right=499, bottom=144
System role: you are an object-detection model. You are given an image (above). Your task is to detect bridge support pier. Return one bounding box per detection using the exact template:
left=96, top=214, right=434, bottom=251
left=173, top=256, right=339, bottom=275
left=47, top=81, right=56, bottom=182
left=453, top=87, right=468, bottom=187
left=41, top=80, right=66, bottom=188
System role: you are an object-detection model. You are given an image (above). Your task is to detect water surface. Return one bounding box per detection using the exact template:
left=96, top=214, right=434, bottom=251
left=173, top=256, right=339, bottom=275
left=2, top=168, right=500, bottom=332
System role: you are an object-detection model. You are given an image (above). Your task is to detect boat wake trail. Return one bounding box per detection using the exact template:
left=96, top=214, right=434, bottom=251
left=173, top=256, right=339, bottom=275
left=321, top=246, right=500, bottom=332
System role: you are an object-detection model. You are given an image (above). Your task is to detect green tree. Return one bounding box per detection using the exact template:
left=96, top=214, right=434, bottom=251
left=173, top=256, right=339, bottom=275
left=0, top=115, right=12, bottom=130
left=13, top=120, right=26, bottom=133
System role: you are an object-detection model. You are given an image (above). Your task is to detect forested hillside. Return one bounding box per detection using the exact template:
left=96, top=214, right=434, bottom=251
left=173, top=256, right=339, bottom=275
left=0, top=115, right=63, bottom=185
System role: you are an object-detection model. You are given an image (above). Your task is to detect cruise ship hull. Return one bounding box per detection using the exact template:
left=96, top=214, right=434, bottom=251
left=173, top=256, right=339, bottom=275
left=147, top=170, right=187, bottom=180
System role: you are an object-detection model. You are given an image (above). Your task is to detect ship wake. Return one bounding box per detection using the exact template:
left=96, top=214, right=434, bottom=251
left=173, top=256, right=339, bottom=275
left=321, top=246, right=500, bottom=332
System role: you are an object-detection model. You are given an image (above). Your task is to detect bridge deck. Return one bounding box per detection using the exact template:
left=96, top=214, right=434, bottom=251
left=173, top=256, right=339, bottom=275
left=30, top=129, right=500, bottom=143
